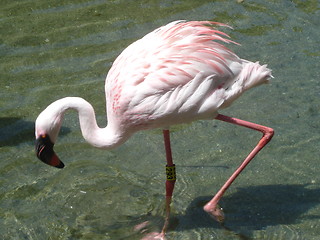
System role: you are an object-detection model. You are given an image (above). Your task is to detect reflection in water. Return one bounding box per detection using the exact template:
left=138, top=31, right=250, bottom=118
left=183, top=184, right=320, bottom=231
left=0, top=118, right=35, bottom=147
left=0, top=117, right=70, bottom=147
left=94, top=184, right=319, bottom=239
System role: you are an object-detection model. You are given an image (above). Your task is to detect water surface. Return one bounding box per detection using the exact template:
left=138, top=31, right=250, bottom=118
left=1, top=0, right=319, bottom=239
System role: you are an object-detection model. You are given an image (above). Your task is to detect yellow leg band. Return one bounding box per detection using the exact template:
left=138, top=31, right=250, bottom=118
left=166, top=165, right=176, bottom=181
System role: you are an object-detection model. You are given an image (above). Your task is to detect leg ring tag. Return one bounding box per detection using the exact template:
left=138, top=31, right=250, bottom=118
left=166, top=165, right=176, bottom=181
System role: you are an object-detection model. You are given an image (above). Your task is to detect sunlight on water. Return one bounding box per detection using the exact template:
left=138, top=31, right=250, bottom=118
left=1, top=0, right=319, bottom=239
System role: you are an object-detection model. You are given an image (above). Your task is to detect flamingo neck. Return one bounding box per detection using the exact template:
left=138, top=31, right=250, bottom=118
left=52, top=97, right=127, bottom=149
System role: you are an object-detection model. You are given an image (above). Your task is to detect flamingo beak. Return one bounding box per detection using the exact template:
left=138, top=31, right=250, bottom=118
left=35, top=134, right=65, bottom=168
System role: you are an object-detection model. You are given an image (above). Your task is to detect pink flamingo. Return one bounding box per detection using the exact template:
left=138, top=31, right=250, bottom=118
left=35, top=20, right=274, bottom=239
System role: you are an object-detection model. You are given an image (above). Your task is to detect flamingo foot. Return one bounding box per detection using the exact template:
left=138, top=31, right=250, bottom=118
left=134, top=221, right=167, bottom=240
left=203, top=203, right=225, bottom=223
left=134, top=221, right=150, bottom=233
left=140, top=232, right=166, bottom=240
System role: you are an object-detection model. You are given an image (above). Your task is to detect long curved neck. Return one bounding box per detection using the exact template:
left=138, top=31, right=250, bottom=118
left=51, top=97, right=127, bottom=149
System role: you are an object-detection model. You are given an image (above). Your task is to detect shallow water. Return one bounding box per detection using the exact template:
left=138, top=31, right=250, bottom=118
left=1, top=0, right=319, bottom=239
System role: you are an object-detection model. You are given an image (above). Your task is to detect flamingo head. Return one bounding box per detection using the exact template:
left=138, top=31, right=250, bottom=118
left=35, top=108, right=65, bottom=168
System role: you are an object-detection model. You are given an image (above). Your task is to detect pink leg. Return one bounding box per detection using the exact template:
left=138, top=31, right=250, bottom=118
left=140, top=130, right=176, bottom=240
left=203, top=114, right=274, bottom=222
left=161, top=129, right=176, bottom=237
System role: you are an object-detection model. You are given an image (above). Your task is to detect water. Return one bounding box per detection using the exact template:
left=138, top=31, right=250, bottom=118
left=1, top=0, right=319, bottom=239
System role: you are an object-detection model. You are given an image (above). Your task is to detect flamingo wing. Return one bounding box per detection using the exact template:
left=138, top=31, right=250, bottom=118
left=105, top=21, right=270, bottom=129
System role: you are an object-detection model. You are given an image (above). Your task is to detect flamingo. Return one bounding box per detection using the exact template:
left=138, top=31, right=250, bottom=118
left=35, top=20, right=274, bottom=239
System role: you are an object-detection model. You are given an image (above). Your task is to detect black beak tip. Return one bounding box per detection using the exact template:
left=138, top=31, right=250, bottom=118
left=56, top=161, right=65, bottom=169
left=35, top=135, right=65, bottom=169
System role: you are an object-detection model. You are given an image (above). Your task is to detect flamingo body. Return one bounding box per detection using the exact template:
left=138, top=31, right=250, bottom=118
left=105, top=21, right=271, bottom=136
left=35, top=20, right=274, bottom=239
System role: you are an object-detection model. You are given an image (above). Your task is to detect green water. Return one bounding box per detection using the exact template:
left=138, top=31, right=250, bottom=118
left=1, top=0, right=319, bottom=239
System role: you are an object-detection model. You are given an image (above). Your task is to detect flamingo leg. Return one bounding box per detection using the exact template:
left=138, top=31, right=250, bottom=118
left=203, top=114, right=274, bottom=222
left=161, top=129, right=176, bottom=237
